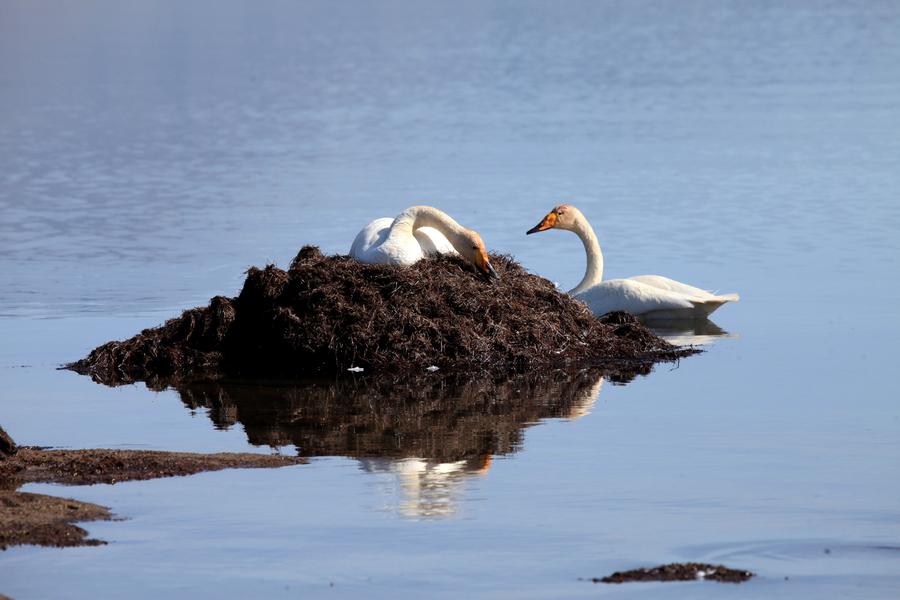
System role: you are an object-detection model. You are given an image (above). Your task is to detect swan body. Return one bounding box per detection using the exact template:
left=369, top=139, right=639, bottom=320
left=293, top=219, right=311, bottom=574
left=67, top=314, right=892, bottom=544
left=350, top=218, right=455, bottom=265
left=574, top=276, right=739, bottom=320
left=350, top=205, right=498, bottom=278
left=527, top=205, right=738, bottom=319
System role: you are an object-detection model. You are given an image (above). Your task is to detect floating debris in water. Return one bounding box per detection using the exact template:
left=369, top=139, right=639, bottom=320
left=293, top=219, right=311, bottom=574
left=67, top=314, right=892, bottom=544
left=586, top=563, right=755, bottom=584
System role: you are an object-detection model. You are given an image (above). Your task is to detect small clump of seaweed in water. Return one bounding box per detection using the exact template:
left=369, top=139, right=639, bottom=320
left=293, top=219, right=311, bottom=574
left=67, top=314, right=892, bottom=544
left=67, top=246, right=696, bottom=386
left=586, top=563, right=755, bottom=584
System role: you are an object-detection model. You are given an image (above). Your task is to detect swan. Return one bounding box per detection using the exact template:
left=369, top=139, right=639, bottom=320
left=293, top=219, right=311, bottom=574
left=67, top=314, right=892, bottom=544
left=526, top=204, right=738, bottom=319
left=350, top=205, right=499, bottom=279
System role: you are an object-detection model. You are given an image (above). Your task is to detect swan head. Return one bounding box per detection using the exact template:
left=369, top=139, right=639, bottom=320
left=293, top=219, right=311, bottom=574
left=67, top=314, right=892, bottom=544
left=460, top=230, right=500, bottom=281
left=526, top=204, right=580, bottom=234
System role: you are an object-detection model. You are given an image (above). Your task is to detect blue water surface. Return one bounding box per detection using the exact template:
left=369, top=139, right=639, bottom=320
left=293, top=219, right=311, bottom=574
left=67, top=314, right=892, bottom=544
left=1, top=1, right=899, bottom=598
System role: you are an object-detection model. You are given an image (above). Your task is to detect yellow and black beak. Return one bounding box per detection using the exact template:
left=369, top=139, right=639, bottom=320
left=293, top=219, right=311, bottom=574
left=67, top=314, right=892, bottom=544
left=486, top=261, right=500, bottom=280
left=476, top=249, right=501, bottom=281
left=526, top=210, right=558, bottom=234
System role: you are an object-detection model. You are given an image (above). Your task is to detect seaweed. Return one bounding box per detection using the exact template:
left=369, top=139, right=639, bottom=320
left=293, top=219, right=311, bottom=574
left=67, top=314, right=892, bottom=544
left=68, top=247, right=695, bottom=385
left=589, top=563, right=754, bottom=584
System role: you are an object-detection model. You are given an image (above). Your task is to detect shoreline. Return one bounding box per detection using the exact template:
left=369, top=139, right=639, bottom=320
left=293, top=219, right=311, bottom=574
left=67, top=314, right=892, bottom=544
left=0, top=430, right=305, bottom=551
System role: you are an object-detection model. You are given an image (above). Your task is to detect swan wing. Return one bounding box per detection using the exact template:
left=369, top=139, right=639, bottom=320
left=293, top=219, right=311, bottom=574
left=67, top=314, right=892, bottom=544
left=576, top=278, right=738, bottom=319
left=574, top=278, right=698, bottom=316
left=627, top=275, right=720, bottom=300
left=350, top=217, right=424, bottom=265
left=629, top=274, right=740, bottom=309
left=413, top=226, right=457, bottom=256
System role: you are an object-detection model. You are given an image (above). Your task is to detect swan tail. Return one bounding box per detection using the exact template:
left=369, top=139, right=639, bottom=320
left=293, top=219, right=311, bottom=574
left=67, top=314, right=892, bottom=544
left=350, top=217, right=393, bottom=261
left=691, top=293, right=739, bottom=317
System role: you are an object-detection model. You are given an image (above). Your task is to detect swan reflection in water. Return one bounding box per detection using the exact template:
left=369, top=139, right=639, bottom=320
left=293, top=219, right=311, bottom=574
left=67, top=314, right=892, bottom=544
left=176, top=370, right=610, bottom=518
left=357, top=455, right=493, bottom=519
left=355, top=376, right=605, bottom=518
left=642, top=316, right=738, bottom=347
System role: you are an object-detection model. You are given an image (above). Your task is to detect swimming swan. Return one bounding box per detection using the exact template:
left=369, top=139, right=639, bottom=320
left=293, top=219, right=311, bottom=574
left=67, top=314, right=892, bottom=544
left=350, top=205, right=499, bottom=279
left=527, top=204, right=738, bottom=319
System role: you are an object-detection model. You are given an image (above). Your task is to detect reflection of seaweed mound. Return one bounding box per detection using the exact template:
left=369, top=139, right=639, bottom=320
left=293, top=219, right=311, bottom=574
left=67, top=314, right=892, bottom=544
left=69, top=247, right=693, bottom=385
left=178, top=370, right=620, bottom=518
left=177, top=370, right=611, bottom=462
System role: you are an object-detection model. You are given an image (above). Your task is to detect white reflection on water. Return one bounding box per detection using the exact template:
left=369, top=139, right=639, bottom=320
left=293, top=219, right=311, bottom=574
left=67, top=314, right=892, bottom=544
left=360, top=456, right=493, bottom=519
left=356, top=374, right=605, bottom=518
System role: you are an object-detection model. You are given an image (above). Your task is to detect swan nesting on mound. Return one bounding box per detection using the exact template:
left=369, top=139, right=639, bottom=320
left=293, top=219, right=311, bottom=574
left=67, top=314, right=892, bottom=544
left=527, top=204, right=739, bottom=319
left=350, top=205, right=499, bottom=279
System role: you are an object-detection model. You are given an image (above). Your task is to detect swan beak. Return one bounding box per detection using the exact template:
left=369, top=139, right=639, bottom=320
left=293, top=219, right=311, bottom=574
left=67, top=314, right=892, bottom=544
left=486, top=261, right=500, bottom=281
left=476, top=249, right=501, bottom=281
left=526, top=210, right=557, bottom=234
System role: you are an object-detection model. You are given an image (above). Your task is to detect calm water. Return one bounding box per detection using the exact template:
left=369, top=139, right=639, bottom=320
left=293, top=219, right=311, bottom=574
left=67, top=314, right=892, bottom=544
left=2, top=1, right=899, bottom=598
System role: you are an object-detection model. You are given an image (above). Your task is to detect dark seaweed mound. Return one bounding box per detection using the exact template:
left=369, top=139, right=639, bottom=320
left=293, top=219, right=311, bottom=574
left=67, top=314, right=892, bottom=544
left=0, top=427, right=15, bottom=459
left=68, top=247, right=694, bottom=385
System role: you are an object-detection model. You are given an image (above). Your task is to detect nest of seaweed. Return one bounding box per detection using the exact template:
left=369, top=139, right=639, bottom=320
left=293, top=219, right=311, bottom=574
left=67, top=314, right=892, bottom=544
left=67, top=246, right=695, bottom=386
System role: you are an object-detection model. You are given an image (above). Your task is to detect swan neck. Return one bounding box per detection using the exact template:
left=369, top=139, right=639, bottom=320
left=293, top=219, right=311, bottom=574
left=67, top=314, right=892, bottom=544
left=393, top=206, right=469, bottom=249
left=568, top=215, right=604, bottom=295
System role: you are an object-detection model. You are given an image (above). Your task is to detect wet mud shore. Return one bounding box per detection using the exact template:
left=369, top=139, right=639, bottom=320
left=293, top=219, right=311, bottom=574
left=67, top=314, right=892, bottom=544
left=68, top=247, right=696, bottom=386
left=0, top=427, right=304, bottom=550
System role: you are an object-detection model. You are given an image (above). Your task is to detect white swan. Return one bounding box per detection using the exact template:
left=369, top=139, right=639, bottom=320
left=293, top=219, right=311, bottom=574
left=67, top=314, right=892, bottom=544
left=350, top=205, right=499, bottom=279
left=527, top=204, right=738, bottom=319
